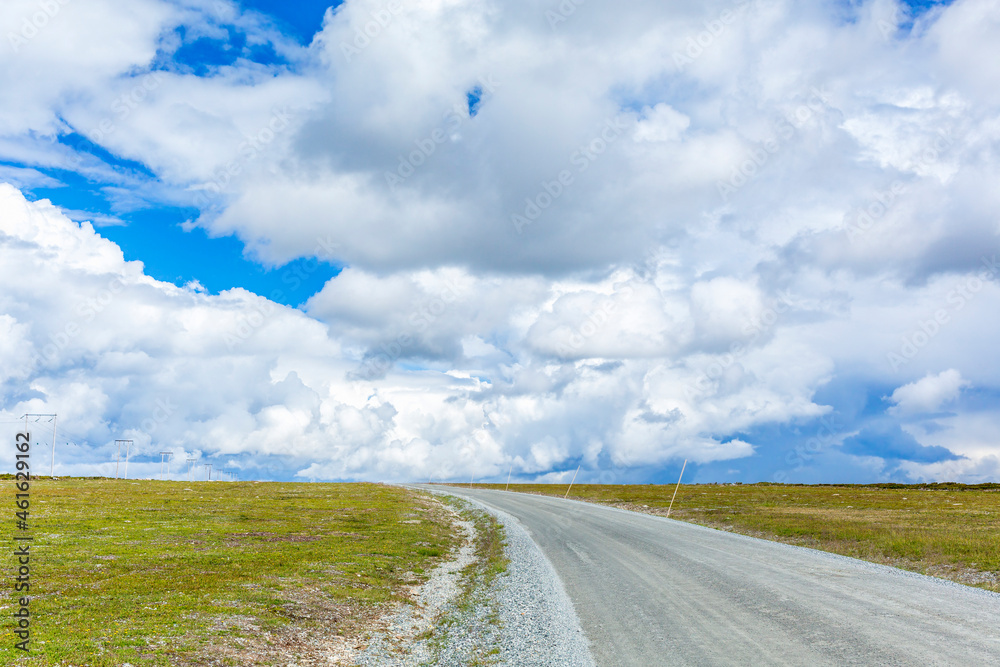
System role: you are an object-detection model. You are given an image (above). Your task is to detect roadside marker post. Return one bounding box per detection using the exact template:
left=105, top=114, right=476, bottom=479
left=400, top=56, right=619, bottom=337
left=564, top=464, right=581, bottom=499
left=505, top=463, right=512, bottom=491
left=666, top=459, right=688, bottom=518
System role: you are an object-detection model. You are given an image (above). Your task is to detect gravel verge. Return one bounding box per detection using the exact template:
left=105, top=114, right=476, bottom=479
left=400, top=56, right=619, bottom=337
left=351, top=487, right=594, bottom=666
left=416, top=487, right=595, bottom=667
left=352, top=502, right=478, bottom=666
left=466, top=494, right=595, bottom=666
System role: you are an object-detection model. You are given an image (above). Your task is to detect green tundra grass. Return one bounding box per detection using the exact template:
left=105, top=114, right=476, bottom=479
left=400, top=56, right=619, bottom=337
left=2, top=478, right=458, bottom=666
left=473, top=482, right=1000, bottom=593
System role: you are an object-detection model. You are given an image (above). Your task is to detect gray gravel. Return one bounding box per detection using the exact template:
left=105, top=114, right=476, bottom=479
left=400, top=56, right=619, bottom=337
left=354, top=506, right=478, bottom=666
left=457, top=492, right=595, bottom=667
left=355, top=486, right=595, bottom=666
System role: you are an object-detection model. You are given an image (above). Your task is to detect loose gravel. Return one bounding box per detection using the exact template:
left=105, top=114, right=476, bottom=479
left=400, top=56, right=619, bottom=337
left=353, top=504, right=478, bottom=666
left=354, top=487, right=595, bottom=666
left=465, top=494, right=595, bottom=667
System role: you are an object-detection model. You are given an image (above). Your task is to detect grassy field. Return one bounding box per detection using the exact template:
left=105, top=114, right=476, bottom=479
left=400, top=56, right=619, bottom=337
left=472, top=482, right=1000, bottom=593
left=2, top=478, right=460, bottom=666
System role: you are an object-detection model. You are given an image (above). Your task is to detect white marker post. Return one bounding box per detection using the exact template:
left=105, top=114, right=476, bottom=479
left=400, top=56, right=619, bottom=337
left=666, top=459, right=688, bottom=518
left=564, top=464, right=581, bottom=499
left=505, top=463, right=512, bottom=492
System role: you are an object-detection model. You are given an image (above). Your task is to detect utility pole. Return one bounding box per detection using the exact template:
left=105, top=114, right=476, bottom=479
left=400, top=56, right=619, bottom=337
left=123, top=440, right=132, bottom=479
left=186, top=458, right=196, bottom=482
left=204, top=464, right=212, bottom=481
left=51, top=414, right=57, bottom=477
left=23, top=414, right=57, bottom=477
left=159, top=452, right=172, bottom=480
left=115, top=440, right=133, bottom=479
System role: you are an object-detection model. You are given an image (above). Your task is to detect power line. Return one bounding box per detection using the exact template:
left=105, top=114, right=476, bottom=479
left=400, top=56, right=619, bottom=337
left=22, top=414, right=56, bottom=476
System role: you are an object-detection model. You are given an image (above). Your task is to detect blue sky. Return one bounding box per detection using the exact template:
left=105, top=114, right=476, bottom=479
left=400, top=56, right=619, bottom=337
left=1, top=0, right=997, bottom=484
left=6, top=0, right=345, bottom=305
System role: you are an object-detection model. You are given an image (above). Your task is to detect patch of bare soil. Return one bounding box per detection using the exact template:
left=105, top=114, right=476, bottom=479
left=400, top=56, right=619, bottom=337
left=174, top=587, right=379, bottom=666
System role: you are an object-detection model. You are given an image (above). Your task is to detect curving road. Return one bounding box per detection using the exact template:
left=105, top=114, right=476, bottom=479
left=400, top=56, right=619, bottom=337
left=423, top=486, right=1000, bottom=666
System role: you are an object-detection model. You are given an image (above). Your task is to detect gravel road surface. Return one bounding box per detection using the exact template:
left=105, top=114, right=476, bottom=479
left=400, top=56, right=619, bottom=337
left=422, top=486, right=1000, bottom=666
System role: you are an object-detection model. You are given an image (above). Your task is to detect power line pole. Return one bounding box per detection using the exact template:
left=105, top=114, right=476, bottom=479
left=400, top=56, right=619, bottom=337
left=114, top=440, right=133, bottom=479
left=51, top=414, right=57, bottom=477
left=204, top=464, right=212, bottom=481
left=159, top=452, right=172, bottom=480
left=186, top=458, right=196, bottom=482
left=23, top=414, right=57, bottom=477
left=123, top=440, right=132, bottom=479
